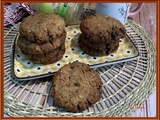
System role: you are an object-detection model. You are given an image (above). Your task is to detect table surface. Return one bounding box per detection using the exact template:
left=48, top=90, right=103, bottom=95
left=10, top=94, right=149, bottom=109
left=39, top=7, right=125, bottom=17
left=4, top=3, right=156, bottom=117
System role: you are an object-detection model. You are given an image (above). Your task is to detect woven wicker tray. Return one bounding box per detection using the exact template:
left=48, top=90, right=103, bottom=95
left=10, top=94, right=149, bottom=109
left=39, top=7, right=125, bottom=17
left=4, top=8, right=156, bottom=117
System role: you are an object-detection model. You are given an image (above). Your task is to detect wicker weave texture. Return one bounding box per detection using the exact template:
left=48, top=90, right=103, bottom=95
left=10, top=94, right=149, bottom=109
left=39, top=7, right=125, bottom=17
left=4, top=7, right=156, bottom=117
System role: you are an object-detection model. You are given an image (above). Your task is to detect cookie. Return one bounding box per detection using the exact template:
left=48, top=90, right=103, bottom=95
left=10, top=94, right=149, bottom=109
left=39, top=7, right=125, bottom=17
left=17, top=31, right=66, bottom=54
left=78, top=38, right=119, bottom=56
left=29, top=52, right=64, bottom=64
left=79, top=34, right=119, bottom=50
left=21, top=44, right=65, bottom=64
left=19, top=13, right=65, bottom=43
left=52, top=61, right=102, bottom=112
left=80, top=14, right=126, bottom=43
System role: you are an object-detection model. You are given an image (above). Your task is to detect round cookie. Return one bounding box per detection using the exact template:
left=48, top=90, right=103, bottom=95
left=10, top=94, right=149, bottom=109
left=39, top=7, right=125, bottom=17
left=52, top=62, right=102, bottom=112
left=19, top=13, right=65, bottom=43
left=80, top=14, right=126, bottom=43
left=78, top=37, right=119, bottom=56
left=21, top=44, right=65, bottom=64
left=79, top=34, right=119, bottom=50
left=17, top=31, right=66, bottom=54
left=29, top=52, right=64, bottom=64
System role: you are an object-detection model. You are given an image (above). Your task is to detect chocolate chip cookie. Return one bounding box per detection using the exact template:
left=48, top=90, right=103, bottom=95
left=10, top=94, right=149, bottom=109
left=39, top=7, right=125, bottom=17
left=78, top=14, right=125, bottom=56
left=79, top=34, right=119, bottom=50
left=78, top=37, right=119, bottom=56
left=19, top=13, right=66, bottom=43
left=80, top=14, right=126, bottom=43
left=18, top=13, right=66, bottom=64
left=21, top=44, right=65, bottom=64
left=17, top=31, right=66, bottom=54
left=52, top=61, right=102, bottom=112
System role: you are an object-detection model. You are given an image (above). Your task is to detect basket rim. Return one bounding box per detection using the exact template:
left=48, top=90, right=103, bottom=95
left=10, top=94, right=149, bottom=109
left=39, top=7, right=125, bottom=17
left=4, top=19, right=156, bottom=117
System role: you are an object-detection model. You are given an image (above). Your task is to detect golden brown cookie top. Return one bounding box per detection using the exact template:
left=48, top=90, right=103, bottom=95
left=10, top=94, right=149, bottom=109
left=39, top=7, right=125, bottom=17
left=19, top=13, right=65, bottom=43
left=52, top=61, right=102, bottom=112
left=80, top=14, right=126, bottom=41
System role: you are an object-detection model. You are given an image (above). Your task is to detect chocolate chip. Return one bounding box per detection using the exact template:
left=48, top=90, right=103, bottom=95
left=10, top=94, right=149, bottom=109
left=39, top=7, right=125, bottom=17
left=74, top=82, right=80, bottom=87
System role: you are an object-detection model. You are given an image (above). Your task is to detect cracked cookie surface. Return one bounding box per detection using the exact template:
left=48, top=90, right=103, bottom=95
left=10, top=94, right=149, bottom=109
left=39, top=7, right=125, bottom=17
left=80, top=14, right=126, bottom=43
left=52, top=61, right=102, bottom=112
left=19, top=13, right=65, bottom=43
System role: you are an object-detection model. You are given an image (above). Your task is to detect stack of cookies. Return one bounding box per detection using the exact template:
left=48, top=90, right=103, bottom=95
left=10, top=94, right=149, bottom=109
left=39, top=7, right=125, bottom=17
left=17, top=13, right=66, bottom=64
left=78, top=14, right=126, bottom=56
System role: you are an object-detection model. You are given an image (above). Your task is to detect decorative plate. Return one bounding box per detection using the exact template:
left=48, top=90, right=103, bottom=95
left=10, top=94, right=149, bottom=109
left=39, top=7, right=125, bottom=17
left=13, top=25, right=139, bottom=80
